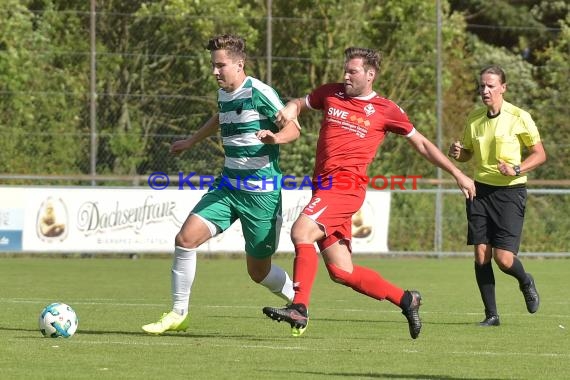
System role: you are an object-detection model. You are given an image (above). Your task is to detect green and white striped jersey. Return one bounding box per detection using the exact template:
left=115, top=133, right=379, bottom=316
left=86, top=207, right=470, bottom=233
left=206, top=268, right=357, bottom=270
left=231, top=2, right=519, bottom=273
left=217, top=76, right=285, bottom=192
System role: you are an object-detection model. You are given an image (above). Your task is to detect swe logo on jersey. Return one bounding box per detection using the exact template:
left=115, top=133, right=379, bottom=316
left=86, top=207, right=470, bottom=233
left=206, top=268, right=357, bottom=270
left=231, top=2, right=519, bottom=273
left=327, top=107, right=349, bottom=119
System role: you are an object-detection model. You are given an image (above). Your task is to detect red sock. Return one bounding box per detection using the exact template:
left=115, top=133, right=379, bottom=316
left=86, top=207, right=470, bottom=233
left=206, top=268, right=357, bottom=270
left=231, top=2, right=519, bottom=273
left=326, top=264, right=405, bottom=306
left=292, top=243, right=319, bottom=308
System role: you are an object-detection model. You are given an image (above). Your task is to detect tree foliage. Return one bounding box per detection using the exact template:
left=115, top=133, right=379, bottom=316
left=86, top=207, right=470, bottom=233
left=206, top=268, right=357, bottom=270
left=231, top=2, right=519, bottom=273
left=0, top=0, right=86, bottom=176
left=533, top=12, right=570, bottom=179
left=0, top=0, right=567, bottom=183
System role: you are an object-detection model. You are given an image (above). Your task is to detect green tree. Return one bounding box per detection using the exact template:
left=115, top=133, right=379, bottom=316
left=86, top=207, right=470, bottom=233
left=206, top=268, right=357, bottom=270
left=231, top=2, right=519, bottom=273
left=533, top=13, right=570, bottom=180
left=0, top=0, right=86, bottom=179
left=447, top=0, right=563, bottom=64
left=92, top=0, right=260, bottom=178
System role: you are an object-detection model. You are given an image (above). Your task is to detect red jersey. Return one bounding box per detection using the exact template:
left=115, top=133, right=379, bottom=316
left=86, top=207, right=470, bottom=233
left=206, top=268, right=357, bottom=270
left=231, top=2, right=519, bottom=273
left=307, top=83, right=415, bottom=180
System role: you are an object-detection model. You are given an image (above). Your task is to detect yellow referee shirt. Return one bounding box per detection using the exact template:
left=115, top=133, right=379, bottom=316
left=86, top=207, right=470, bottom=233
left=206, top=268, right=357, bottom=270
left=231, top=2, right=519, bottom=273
left=462, top=100, right=541, bottom=186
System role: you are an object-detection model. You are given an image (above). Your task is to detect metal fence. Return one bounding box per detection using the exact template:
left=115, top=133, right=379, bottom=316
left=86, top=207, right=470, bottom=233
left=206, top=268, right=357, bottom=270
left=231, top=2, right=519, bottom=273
left=1, top=3, right=568, bottom=255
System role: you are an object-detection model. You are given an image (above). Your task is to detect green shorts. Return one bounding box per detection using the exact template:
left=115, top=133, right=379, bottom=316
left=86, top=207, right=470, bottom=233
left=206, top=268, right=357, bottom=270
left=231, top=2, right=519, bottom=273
left=192, top=186, right=282, bottom=258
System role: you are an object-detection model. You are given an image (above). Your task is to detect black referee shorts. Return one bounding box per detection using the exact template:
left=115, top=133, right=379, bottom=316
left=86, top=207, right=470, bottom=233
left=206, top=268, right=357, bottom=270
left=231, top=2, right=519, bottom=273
left=466, top=181, right=527, bottom=254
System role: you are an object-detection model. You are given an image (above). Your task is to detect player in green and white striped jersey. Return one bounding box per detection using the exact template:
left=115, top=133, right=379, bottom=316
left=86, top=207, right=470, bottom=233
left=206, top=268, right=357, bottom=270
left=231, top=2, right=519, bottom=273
left=217, top=75, right=290, bottom=192
left=142, top=34, right=301, bottom=335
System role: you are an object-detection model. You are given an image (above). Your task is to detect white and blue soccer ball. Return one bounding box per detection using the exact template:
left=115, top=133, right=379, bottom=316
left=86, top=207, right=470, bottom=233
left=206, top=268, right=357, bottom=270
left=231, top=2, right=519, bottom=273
left=38, top=303, right=79, bottom=338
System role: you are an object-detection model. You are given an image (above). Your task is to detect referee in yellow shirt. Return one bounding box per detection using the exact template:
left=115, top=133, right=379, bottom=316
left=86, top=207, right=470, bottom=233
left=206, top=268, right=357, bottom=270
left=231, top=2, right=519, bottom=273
left=448, top=65, right=547, bottom=326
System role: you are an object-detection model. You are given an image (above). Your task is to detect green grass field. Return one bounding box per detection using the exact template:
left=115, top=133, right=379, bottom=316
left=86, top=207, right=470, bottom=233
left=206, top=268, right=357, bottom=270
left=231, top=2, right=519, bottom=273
left=0, top=255, right=568, bottom=379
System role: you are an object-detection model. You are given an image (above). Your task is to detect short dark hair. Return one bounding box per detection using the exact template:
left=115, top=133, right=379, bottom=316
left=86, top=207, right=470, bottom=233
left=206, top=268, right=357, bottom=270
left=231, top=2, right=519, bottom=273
left=344, top=47, right=382, bottom=72
left=206, top=34, right=246, bottom=61
left=480, top=65, right=506, bottom=84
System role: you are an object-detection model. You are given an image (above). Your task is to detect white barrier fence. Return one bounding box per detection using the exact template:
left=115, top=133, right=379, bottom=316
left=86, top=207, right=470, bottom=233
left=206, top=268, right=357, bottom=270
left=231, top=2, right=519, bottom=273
left=0, top=187, right=390, bottom=254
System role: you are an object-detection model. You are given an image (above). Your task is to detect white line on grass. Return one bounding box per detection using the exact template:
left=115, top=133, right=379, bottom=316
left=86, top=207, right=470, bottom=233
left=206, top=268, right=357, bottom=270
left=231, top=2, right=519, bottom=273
left=29, top=338, right=570, bottom=358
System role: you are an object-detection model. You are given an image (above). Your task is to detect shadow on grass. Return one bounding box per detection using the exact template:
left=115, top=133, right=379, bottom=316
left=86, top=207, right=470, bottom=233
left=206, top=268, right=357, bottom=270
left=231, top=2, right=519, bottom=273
left=0, top=326, right=207, bottom=338
left=0, top=325, right=311, bottom=340
left=77, top=329, right=275, bottom=340
left=0, top=326, right=39, bottom=333
left=211, top=314, right=486, bottom=327
left=285, top=370, right=509, bottom=380
left=0, top=326, right=151, bottom=338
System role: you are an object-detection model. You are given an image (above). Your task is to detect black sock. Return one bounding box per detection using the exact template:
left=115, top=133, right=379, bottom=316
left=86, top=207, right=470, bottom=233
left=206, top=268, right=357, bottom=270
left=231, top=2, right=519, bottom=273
left=292, top=303, right=308, bottom=315
left=400, top=291, right=413, bottom=310
left=475, top=262, right=497, bottom=316
left=499, top=256, right=529, bottom=287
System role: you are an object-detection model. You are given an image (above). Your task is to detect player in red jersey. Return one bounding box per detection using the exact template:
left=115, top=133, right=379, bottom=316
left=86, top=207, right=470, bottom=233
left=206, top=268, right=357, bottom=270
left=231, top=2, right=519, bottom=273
left=263, top=47, right=476, bottom=339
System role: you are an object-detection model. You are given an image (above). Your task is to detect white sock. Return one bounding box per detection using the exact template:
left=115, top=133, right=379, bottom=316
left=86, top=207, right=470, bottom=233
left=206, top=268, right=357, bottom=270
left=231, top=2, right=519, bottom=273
left=260, top=264, right=294, bottom=303
left=171, top=246, right=197, bottom=315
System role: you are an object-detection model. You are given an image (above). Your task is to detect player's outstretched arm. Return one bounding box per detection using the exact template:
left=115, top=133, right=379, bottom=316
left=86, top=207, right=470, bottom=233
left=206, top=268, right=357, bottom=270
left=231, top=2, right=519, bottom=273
left=408, top=132, right=476, bottom=200
left=170, top=114, right=220, bottom=155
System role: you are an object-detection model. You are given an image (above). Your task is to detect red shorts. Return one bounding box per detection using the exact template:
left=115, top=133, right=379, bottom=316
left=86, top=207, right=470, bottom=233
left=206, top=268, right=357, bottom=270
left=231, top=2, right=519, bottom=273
left=301, top=187, right=365, bottom=252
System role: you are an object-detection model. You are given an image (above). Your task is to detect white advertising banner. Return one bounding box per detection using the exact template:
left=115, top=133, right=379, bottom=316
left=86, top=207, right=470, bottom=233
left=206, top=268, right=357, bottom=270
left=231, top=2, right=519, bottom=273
left=0, top=187, right=390, bottom=254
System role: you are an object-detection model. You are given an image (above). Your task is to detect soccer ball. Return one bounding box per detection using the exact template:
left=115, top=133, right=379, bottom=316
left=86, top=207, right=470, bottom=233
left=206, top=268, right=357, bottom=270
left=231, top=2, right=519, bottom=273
left=38, top=303, right=78, bottom=338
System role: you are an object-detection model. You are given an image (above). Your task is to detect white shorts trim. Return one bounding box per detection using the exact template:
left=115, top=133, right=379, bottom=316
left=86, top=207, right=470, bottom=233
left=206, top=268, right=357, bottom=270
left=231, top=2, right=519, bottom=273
left=191, top=213, right=220, bottom=238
